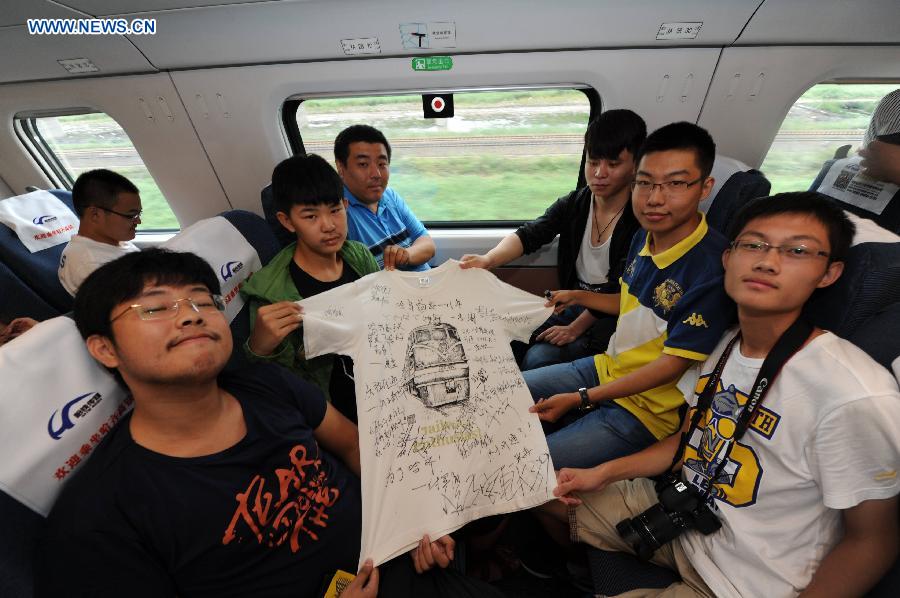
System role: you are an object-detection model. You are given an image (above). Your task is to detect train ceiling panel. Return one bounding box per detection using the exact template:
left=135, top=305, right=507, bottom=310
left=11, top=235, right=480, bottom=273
left=0, top=1, right=897, bottom=85
left=0, top=1, right=73, bottom=28
left=58, top=0, right=301, bottom=16
left=737, top=0, right=900, bottom=45
left=115, top=0, right=754, bottom=70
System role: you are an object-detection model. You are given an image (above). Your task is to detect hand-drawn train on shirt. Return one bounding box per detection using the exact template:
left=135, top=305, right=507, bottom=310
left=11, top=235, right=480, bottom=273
left=402, top=322, right=471, bottom=408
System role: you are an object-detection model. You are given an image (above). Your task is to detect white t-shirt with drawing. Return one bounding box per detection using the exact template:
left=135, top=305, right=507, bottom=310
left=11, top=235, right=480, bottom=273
left=58, top=235, right=139, bottom=296
left=677, top=330, right=900, bottom=598
left=300, top=260, right=555, bottom=566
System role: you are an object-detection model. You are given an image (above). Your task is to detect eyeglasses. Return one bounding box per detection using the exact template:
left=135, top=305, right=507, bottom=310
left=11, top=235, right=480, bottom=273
left=731, top=239, right=830, bottom=260
left=97, top=206, right=142, bottom=221
left=110, top=293, right=226, bottom=322
left=632, top=178, right=704, bottom=196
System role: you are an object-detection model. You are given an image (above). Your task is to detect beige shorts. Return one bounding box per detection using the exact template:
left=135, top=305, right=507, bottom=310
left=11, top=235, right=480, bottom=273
left=569, top=478, right=715, bottom=598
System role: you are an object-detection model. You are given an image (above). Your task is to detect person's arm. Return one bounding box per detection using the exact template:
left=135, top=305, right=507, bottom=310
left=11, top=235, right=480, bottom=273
left=529, top=353, right=692, bottom=423
left=410, top=534, right=456, bottom=573
left=459, top=233, right=525, bottom=269
left=0, top=317, right=39, bottom=345
left=546, top=289, right=620, bottom=316
left=383, top=234, right=436, bottom=270
left=342, top=559, right=379, bottom=598
left=553, top=416, right=689, bottom=506
left=246, top=300, right=303, bottom=357
left=313, top=403, right=361, bottom=476
left=800, top=496, right=899, bottom=597
left=535, top=309, right=596, bottom=346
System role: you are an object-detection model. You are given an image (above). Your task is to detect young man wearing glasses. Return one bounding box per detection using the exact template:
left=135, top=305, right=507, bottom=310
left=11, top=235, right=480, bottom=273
left=38, top=248, right=494, bottom=598
left=524, top=122, right=735, bottom=469
left=58, top=168, right=142, bottom=296
left=544, top=193, right=899, bottom=597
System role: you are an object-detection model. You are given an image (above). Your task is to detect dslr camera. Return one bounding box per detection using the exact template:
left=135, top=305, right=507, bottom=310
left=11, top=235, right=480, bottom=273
left=616, top=473, right=721, bottom=560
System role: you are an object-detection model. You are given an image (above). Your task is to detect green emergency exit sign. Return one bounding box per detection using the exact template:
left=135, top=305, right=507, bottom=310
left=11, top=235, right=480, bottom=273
left=411, top=56, right=453, bottom=71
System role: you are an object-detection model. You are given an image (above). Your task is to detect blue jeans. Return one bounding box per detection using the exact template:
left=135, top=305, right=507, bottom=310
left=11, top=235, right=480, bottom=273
left=523, top=356, right=658, bottom=469
left=521, top=306, right=616, bottom=371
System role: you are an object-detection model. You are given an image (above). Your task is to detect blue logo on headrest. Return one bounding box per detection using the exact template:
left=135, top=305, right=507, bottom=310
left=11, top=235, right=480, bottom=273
left=220, top=261, right=244, bottom=281
left=33, top=215, right=58, bottom=225
left=48, top=392, right=102, bottom=440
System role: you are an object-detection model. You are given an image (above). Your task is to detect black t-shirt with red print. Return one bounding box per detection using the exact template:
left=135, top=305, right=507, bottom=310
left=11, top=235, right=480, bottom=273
left=36, top=363, right=361, bottom=598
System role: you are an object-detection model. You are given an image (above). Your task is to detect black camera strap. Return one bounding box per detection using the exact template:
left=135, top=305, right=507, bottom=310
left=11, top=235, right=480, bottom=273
left=669, top=317, right=814, bottom=499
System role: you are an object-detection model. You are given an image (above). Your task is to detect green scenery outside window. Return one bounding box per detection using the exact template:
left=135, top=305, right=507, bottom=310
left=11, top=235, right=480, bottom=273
left=761, top=83, right=899, bottom=194
left=30, top=113, right=178, bottom=230
left=294, top=89, right=592, bottom=222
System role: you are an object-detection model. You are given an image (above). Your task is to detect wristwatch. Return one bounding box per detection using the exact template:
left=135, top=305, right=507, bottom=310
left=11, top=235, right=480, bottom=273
left=577, top=387, right=593, bottom=411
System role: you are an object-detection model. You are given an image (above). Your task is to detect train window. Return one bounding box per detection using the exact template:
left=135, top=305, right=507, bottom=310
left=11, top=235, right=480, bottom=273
left=761, top=83, right=899, bottom=194
left=288, top=88, right=594, bottom=224
left=15, top=112, right=177, bottom=230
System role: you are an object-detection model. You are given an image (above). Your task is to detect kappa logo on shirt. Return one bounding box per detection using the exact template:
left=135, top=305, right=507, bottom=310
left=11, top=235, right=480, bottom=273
left=682, top=312, right=709, bottom=328
left=653, top=279, right=684, bottom=313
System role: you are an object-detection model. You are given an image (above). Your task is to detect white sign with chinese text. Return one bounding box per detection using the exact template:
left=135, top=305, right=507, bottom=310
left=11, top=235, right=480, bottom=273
left=400, top=21, right=456, bottom=49
left=341, top=37, right=382, bottom=55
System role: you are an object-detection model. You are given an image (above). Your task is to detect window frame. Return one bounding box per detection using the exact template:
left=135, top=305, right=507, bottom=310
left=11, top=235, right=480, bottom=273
left=14, top=108, right=178, bottom=232
left=759, top=79, right=900, bottom=197
left=282, top=85, right=600, bottom=229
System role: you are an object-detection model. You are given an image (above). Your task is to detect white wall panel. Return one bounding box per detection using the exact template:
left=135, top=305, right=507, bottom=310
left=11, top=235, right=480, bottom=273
left=0, top=73, right=229, bottom=225
left=698, top=46, right=900, bottom=168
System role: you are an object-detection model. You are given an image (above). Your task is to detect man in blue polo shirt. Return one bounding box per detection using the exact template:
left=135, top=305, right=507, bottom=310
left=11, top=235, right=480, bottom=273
left=335, top=125, right=436, bottom=271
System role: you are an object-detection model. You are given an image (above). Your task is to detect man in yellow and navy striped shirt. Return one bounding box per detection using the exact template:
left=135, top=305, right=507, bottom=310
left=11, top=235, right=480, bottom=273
left=526, top=122, right=735, bottom=469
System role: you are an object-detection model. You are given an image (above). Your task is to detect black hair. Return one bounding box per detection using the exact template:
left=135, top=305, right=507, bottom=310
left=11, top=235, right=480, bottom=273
left=73, top=248, right=221, bottom=342
left=71, top=169, right=139, bottom=218
left=333, top=124, right=392, bottom=165
left=727, top=192, right=855, bottom=263
left=637, top=122, right=716, bottom=179
left=584, top=109, right=647, bottom=160
left=271, top=154, right=344, bottom=215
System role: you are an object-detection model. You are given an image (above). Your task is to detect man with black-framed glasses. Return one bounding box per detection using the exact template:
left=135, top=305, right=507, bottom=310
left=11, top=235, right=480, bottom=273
left=541, top=193, right=899, bottom=597
left=37, top=248, right=500, bottom=598
left=58, top=168, right=141, bottom=296
left=523, top=122, right=737, bottom=471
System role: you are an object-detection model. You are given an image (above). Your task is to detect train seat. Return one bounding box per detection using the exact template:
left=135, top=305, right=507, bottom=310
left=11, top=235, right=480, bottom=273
left=163, top=210, right=281, bottom=371
left=0, top=259, right=59, bottom=323
left=804, top=203, right=900, bottom=338
left=849, top=301, right=900, bottom=381
left=700, top=155, right=772, bottom=236
left=0, top=190, right=77, bottom=316
left=260, top=183, right=298, bottom=248
left=810, top=154, right=900, bottom=234
left=0, top=316, right=129, bottom=598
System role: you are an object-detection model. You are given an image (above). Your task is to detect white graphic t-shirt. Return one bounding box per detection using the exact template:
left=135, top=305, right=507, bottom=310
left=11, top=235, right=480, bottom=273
left=677, top=330, right=900, bottom=598
left=301, top=260, right=555, bottom=566
left=58, top=235, right=139, bottom=296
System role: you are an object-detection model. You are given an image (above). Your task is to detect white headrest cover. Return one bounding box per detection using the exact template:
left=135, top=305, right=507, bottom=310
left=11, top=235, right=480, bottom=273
left=0, top=191, right=78, bottom=252
left=700, top=155, right=752, bottom=214
left=163, top=216, right=262, bottom=322
left=0, top=317, right=129, bottom=515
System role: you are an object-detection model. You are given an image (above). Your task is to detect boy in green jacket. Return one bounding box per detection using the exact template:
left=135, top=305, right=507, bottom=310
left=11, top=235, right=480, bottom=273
left=241, top=154, right=379, bottom=422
